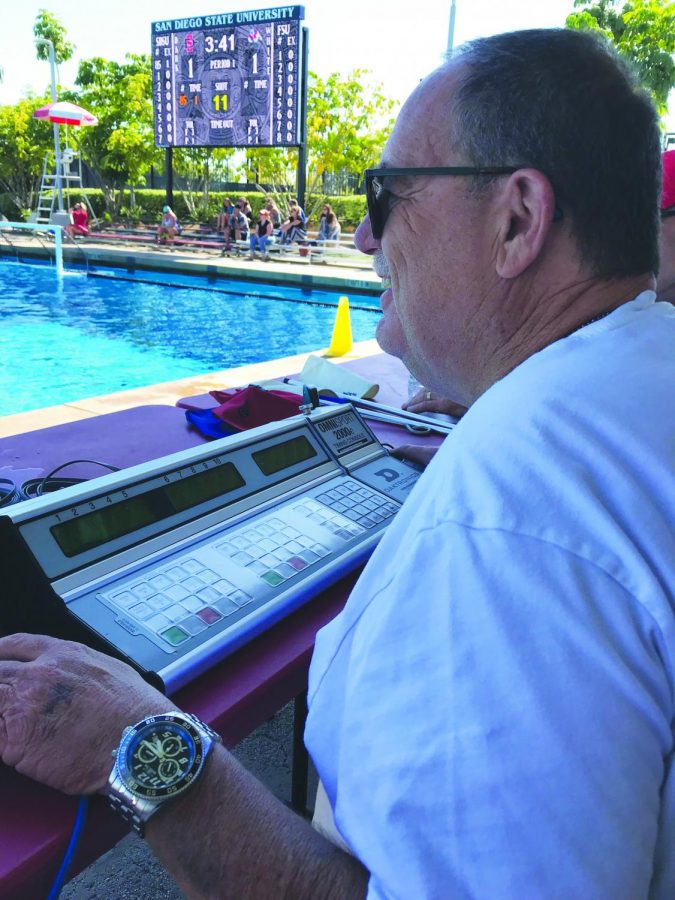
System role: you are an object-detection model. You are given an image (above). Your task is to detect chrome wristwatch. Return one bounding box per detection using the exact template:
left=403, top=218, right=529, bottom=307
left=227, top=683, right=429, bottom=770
left=108, top=711, right=221, bottom=837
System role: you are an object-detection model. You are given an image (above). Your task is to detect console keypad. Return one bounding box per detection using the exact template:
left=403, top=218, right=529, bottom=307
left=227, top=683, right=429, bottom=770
left=101, top=480, right=397, bottom=650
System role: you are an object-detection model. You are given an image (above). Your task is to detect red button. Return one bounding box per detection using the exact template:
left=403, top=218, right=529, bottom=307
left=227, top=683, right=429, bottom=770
left=197, top=606, right=222, bottom=625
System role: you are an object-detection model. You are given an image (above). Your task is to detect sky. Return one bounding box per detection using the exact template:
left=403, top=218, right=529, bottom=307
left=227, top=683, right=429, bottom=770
left=0, top=0, right=672, bottom=128
left=0, top=0, right=578, bottom=104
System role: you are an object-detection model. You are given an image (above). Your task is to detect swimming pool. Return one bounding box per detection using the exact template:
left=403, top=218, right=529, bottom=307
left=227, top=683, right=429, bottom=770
left=0, top=259, right=381, bottom=416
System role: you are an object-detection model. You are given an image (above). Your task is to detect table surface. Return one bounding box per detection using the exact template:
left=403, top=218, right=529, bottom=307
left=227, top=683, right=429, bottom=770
left=0, top=353, right=444, bottom=899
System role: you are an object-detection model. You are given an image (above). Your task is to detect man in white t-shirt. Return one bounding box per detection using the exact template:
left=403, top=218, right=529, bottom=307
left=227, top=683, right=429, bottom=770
left=0, top=28, right=673, bottom=900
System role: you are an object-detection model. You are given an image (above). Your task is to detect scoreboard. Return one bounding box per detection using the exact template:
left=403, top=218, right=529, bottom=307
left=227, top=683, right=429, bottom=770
left=151, top=6, right=305, bottom=148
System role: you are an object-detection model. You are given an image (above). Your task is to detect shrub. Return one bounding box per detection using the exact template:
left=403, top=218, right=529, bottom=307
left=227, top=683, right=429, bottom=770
left=48, top=188, right=367, bottom=230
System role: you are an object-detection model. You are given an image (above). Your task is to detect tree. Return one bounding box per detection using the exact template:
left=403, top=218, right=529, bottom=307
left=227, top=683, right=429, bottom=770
left=173, top=146, right=236, bottom=218
left=33, top=9, right=75, bottom=65
left=0, top=94, right=55, bottom=213
left=566, top=0, right=675, bottom=115
left=306, top=69, right=397, bottom=186
left=71, top=54, right=162, bottom=213
left=242, top=69, right=398, bottom=218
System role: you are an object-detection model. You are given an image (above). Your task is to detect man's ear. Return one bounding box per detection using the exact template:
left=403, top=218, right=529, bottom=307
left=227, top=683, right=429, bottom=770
left=494, top=169, right=558, bottom=279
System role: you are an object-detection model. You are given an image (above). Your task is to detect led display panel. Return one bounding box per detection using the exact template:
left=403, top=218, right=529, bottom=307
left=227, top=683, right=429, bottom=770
left=151, top=6, right=305, bottom=147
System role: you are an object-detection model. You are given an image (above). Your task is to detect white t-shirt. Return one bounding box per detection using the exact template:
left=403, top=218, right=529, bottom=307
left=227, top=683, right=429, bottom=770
left=305, top=293, right=675, bottom=899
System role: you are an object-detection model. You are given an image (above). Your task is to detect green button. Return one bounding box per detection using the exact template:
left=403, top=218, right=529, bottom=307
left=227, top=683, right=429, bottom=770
left=262, top=570, right=284, bottom=586
left=161, top=625, right=189, bottom=646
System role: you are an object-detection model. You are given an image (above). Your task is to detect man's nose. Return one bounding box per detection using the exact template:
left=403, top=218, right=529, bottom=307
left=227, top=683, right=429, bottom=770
left=354, top=214, right=381, bottom=255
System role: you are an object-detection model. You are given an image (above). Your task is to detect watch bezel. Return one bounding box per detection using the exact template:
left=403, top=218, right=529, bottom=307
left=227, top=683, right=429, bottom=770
left=114, top=712, right=207, bottom=801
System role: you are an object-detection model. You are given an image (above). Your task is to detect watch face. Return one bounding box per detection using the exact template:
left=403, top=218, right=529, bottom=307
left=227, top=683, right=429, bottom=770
left=117, top=714, right=205, bottom=800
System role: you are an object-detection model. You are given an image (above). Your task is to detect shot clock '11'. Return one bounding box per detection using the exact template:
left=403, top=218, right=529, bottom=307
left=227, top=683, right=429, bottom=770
left=151, top=5, right=305, bottom=149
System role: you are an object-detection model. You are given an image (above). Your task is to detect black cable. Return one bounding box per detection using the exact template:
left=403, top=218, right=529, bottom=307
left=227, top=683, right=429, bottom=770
left=21, top=476, right=85, bottom=501
left=32, top=459, right=120, bottom=497
left=0, top=477, right=20, bottom=508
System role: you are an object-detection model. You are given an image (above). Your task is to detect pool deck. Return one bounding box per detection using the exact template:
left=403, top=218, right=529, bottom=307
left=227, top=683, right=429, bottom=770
left=0, top=230, right=380, bottom=294
left=0, top=240, right=384, bottom=439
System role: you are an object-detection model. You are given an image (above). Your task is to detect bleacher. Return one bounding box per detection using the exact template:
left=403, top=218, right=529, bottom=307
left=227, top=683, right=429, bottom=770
left=78, top=224, right=369, bottom=268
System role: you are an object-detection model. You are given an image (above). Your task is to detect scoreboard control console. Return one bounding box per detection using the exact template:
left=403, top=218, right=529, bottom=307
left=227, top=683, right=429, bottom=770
left=151, top=5, right=305, bottom=147
left=0, top=405, right=421, bottom=694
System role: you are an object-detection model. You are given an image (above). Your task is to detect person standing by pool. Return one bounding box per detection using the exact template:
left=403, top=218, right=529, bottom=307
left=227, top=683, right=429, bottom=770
left=157, top=205, right=178, bottom=245
left=249, top=208, right=274, bottom=261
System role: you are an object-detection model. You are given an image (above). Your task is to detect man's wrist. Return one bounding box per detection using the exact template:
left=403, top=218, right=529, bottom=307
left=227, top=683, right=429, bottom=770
left=145, top=740, right=224, bottom=837
left=107, top=711, right=221, bottom=837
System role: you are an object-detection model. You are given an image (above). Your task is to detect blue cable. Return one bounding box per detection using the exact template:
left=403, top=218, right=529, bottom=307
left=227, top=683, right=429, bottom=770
left=46, top=795, right=89, bottom=900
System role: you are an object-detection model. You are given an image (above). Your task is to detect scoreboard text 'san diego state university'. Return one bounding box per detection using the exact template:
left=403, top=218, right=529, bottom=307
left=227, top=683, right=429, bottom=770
left=151, top=6, right=305, bottom=148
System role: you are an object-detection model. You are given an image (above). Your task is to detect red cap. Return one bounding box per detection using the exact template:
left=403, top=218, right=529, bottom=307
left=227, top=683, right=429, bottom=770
left=662, top=149, right=675, bottom=211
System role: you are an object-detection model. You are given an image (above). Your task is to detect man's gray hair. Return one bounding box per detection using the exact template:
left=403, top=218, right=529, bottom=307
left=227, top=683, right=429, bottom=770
left=451, top=29, right=661, bottom=279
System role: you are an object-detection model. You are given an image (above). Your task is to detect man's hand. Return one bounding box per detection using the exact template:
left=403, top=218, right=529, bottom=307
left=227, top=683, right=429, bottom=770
left=403, top=387, right=467, bottom=419
left=391, top=444, right=439, bottom=468
left=0, top=633, right=171, bottom=795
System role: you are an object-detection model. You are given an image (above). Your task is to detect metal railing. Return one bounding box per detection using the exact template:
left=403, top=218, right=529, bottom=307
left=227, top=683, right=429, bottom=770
left=0, top=221, right=64, bottom=276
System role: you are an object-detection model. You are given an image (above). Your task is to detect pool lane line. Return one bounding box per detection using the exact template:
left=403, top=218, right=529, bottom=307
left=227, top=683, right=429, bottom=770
left=85, top=270, right=382, bottom=314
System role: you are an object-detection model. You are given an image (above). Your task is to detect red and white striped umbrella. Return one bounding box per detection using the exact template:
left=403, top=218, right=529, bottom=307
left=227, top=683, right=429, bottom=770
left=33, top=101, right=98, bottom=127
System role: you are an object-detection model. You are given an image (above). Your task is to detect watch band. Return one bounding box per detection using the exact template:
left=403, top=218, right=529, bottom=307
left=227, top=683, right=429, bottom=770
left=108, top=792, right=147, bottom=836
left=108, top=711, right=221, bottom=837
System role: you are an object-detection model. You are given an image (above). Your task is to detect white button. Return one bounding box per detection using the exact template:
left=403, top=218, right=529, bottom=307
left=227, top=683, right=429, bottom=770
left=165, top=604, right=186, bottom=622
left=148, top=574, right=172, bottom=591
left=198, top=569, right=219, bottom=584
left=110, top=591, right=136, bottom=608
left=165, top=584, right=189, bottom=602
left=146, top=613, right=171, bottom=631
left=131, top=583, right=155, bottom=600
left=129, top=601, right=153, bottom=620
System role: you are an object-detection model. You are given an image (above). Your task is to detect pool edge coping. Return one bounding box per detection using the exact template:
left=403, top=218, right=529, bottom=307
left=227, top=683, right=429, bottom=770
left=0, top=339, right=384, bottom=439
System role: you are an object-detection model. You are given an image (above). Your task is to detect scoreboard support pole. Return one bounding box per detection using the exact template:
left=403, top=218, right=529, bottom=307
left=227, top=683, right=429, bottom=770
left=166, top=147, right=174, bottom=211
left=296, top=27, right=310, bottom=211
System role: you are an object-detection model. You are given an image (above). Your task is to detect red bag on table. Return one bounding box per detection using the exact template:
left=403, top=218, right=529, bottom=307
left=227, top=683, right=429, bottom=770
left=209, top=385, right=302, bottom=432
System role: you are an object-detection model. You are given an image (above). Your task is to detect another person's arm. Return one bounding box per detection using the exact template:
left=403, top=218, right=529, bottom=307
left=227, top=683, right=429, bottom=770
left=0, top=634, right=368, bottom=900
left=403, top=386, right=467, bottom=419
left=394, top=387, right=467, bottom=467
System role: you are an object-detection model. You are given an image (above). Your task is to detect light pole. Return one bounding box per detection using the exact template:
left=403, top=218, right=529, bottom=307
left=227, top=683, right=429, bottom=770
left=446, top=0, right=457, bottom=59
left=35, top=37, right=64, bottom=214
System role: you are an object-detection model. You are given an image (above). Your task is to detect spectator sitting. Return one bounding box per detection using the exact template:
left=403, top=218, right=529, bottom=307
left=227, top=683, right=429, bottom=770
left=279, top=198, right=307, bottom=244
left=217, top=198, right=235, bottom=238
left=66, top=202, right=89, bottom=238
left=248, top=209, right=274, bottom=261
left=264, top=196, right=282, bottom=229
left=229, top=203, right=249, bottom=243
left=317, top=204, right=341, bottom=244
left=157, top=205, right=178, bottom=244
left=237, top=196, right=253, bottom=225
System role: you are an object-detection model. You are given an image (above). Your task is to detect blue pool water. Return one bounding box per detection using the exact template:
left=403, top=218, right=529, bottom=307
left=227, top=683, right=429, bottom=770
left=0, top=259, right=381, bottom=416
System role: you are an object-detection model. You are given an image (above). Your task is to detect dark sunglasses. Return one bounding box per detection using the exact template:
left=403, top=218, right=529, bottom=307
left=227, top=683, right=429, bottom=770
left=364, top=165, right=562, bottom=239
left=662, top=208, right=675, bottom=219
